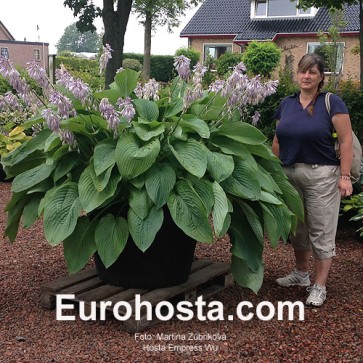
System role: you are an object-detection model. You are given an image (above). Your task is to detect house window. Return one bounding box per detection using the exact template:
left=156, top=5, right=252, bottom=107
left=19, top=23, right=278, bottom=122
left=33, top=49, right=41, bottom=61
left=1, top=48, right=9, bottom=58
left=204, top=44, right=232, bottom=61
left=253, top=0, right=314, bottom=18
left=307, top=42, right=345, bottom=74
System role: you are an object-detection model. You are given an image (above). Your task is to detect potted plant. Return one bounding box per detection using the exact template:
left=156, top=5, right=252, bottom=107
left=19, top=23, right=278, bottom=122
left=0, top=50, right=303, bottom=292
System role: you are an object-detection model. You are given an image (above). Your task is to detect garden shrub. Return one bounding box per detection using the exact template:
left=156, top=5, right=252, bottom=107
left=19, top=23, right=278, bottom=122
left=242, top=41, right=282, bottom=78
left=215, top=52, right=243, bottom=76
left=122, top=58, right=143, bottom=72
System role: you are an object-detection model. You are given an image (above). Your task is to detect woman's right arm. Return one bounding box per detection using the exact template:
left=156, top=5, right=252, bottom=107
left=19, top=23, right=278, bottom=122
left=272, top=134, right=280, bottom=158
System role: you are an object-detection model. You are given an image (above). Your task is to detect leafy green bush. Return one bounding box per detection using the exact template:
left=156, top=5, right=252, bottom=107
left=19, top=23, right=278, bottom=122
left=215, top=52, right=243, bottom=76
left=242, top=41, right=282, bottom=78
left=175, top=47, right=200, bottom=68
left=55, top=56, right=104, bottom=91
left=122, top=58, right=143, bottom=72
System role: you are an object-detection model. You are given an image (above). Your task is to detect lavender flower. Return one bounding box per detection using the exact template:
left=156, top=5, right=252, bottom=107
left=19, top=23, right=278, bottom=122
left=60, top=129, right=77, bottom=150
left=116, top=97, right=135, bottom=123
left=0, top=56, right=35, bottom=106
left=42, top=109, right=61, bottom=132
left=252, top=111, right=261, bottom=126
left=209, top=80, right=226, bottom=93
left=192, top=62, right=207, bottom=85
left=55, top=65, right=90, bottom=104
left=3, top=92, right=21, bottom=110
left=173, top=55, right=191, bottom=80
left=26, top=60, right=50, bottom=90
left=134, top=83, right=144, bottom=99
left=142, top=79, right=160, bottom=101
left=99, top=98, right=120, bottom=135
left=49, top=91, right=76, bottom=119
left=99, top=44, right=113, bottom=74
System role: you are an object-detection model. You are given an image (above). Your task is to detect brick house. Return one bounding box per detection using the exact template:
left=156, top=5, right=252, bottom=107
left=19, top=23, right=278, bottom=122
left=180, top=0, right=360, bottom=81
left=0, top=21, right=49, bottom=71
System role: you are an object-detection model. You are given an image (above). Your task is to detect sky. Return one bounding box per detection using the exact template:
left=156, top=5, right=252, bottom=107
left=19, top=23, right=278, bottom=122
left=1, top=0, right=199, bottom=55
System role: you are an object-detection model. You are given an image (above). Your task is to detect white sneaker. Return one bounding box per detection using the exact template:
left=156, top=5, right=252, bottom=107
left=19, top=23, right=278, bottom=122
left=306, top=284, right=327, bottom=307
left=276, top=269, right=311, bottom=287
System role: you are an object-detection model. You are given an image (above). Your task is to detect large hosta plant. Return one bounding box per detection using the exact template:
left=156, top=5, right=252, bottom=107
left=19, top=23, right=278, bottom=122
left=0, top=52, right=303, bottom=293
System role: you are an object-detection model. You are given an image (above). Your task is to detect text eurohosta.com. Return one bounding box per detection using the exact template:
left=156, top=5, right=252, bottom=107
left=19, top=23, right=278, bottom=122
left=56, top=294, right=305, bottom=322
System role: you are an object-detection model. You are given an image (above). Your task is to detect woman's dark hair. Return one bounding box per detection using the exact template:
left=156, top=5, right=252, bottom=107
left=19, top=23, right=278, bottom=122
left=297, top=53, right=325, bottom=91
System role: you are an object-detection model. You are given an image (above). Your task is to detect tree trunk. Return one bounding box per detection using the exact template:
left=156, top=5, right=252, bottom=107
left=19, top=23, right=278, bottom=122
left=142, top=11, right=152, bottom=82
left=102, top=0, right=133, bottom=88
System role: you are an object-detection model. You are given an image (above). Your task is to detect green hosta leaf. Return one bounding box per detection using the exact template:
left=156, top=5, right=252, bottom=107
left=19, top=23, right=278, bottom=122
left=63, top=216, right=97, bottom=273
left=22, top=194, right=42, bottom=229
left=44, top=132, right=61, bottom=152
left=132, top=119, right=165, bottom=141
left=216, top=121, right=267, bottom=145
left=261, top=203, right=292, bottom=246
left=114, top=68, right=140, bottom=98
left=90, top=162, right=113, bottom=192
left=169, top=138, right=207, bottom=178
left=212, top=182, right=229, bottom=238
left=93, top=140, right=116, bottom=176
left=133, top=99, right=159, bottom=121
left=179, top=114, right=210, bottom=138
left=78, top=166, right=122, bottom=213
left=43, top=182, right=82, bottom=245
left=231, top=255, right=264, bottom=294
left=164, top=98, right=183, bottom=117
left=259, top=191, right=283, bottom=205
left=115, top=133, right=160, bottom=179
left=206, top=150, right=234, bottom=182
left=191, top=104, right=223, bottom=121
left=145, top=164, right=176, bottom=209
left=229, top=205, right=263, bottom=273
left=128, top=206, right=163, bottom=252
left=257, top=165, right=282, bottom=194
left=245, top=143, right=278, bottom=160
left=239, top=202, right=264, bottom=243
left=129, top=187, right=153, bottom=219
left=211, top=135, right=259, bottom=170
left=187, top=177, right=214, bottom=214
left=95, top=214, right=129, bottom=267
left=222, top=158, right=260, bottom=200
left=276, top=178, right=304, bottom=222
left=167, top=180, right=213, bottom=243
left=4, top=194, right=30, bottom=242
left=93, top=88, right=122, bottom=107
left=53, top=152, right=79, bottom=182
left=11, top=163, right=56, bottom=193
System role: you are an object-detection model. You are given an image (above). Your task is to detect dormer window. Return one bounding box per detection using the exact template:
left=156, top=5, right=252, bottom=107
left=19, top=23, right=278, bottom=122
left=252, top=0, right=316, bottom=18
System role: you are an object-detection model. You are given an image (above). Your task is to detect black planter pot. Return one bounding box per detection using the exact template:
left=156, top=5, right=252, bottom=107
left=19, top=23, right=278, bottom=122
left=94, top=210, right=196, bottom=289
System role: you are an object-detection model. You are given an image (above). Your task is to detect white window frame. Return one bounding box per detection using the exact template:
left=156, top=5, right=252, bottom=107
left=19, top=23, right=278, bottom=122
left=33, top=49, right=41, bottom=61
left=307, top=42, right=345, bottom=75
left=251, top=0, right=317, bottom=19
left=203, top=43, right=233, bottom=62
left=1, top=47, right=9, bottom=58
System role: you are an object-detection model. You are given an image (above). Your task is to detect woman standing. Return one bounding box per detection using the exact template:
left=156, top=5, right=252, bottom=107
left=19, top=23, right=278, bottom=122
left=272, top=54, right=353, bottom=307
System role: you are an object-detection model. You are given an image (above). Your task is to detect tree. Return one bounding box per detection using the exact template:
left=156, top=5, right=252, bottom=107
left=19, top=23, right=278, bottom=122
left=298, top=0, right=363, bottom=89
left=132, top=0, right=202, bottom=81
left=56, top=23, right=100, bottom=53
left=64, top=0, right=133, bottom=88
left=242, top=41, right=282, bottom=78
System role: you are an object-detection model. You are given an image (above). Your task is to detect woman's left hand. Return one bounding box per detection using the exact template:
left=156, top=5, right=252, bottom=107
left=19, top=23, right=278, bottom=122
left=338, top=178, right=353, bottom=198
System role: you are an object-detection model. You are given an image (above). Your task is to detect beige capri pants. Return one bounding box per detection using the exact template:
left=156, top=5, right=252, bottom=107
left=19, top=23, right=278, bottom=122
left=282, top=163, right=341, bottom=260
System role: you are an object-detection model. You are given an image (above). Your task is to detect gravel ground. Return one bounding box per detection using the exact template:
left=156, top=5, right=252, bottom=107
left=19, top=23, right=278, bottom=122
left=0, top=181, right=362, bottom=363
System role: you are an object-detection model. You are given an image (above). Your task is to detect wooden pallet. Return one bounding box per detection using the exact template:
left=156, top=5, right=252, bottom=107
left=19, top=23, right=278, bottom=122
left=41, top=259, right=234, bottom=332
